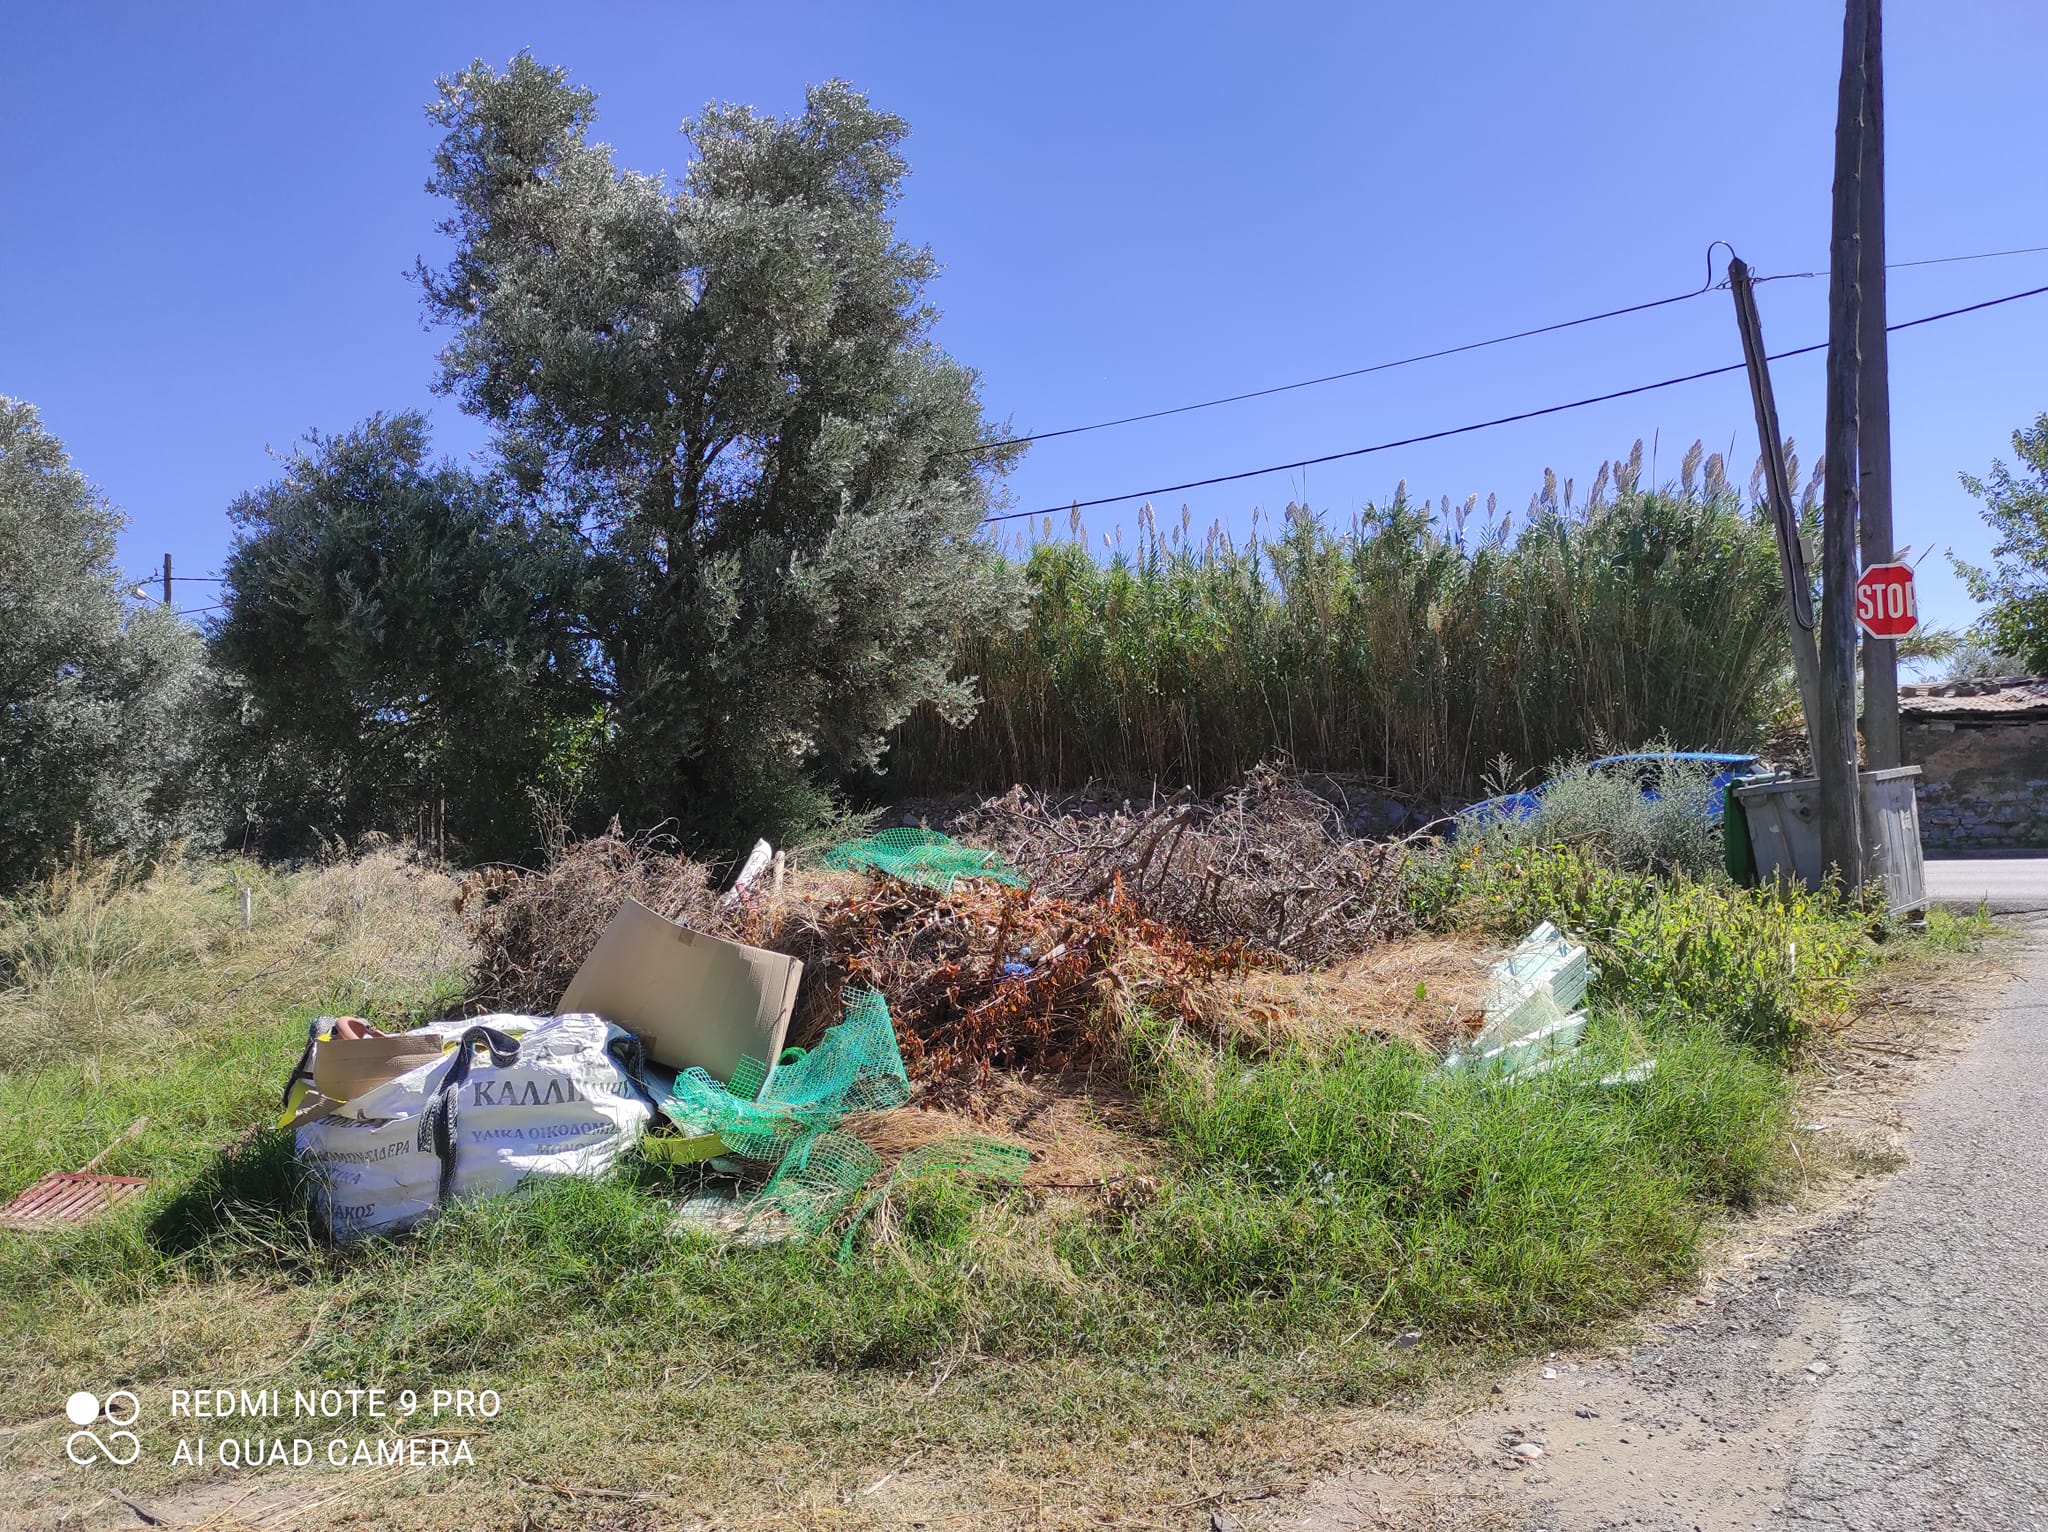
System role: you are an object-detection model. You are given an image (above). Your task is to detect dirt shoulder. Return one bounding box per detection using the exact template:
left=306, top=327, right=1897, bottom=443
left=1288, top=921, right=2037, bottom=1532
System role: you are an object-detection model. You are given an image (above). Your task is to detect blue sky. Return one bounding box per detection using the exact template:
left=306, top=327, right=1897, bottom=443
left=4, top=1, right=2043, bottom=632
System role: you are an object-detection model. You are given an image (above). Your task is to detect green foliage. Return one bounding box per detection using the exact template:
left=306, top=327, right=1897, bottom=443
left=1952, top=411, right=2048, bottom=672
left=893, top=458, right=1788, bottom=801
left=415, top=57, right=1021, bottom=846
left=211, top=413, right=597, bottom=860
left=1465, top=752, right=1729, bottom=879
left=0, top=398, right=212, bottom=888
left=1106, top=1015, right=1787, bottom=1337
left=1417, top=842, right=1869, bottom=1049
left=1916, top=903, right=2002, bottom=953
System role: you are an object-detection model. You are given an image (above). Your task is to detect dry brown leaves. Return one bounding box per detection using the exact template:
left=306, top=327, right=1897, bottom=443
left=733, top=879, right=1255, bottom=1098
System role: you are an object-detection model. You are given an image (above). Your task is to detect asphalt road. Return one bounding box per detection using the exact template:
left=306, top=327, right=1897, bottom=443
left=1925, top=854, right=2048, bottom=914
left=1782, top=922, right=2048, bottom=1530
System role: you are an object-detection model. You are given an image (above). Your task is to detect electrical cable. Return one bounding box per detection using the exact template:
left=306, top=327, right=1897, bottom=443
left=972, top=285, right=1716, bottom=454
left=974, top=241, right=2048, bottom=454
left=979, top=280, right=2048, bottom=526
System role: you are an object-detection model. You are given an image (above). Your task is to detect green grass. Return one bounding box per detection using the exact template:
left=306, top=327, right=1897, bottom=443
left=0, top=852, right=470, bottom=1201
left=1107, top=1012, right=1786, bottom=1340
left=0, top=848, right=1883, bottom=1526
left=1915, top=903, right=2004, bottom=953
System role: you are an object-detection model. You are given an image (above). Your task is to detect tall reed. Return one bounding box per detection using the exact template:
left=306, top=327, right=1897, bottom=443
left=891, top=451, right=1790, bottom=802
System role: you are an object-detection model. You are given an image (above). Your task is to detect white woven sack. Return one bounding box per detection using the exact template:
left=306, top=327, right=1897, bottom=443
left=297, top=1012, right=654, bottom=1241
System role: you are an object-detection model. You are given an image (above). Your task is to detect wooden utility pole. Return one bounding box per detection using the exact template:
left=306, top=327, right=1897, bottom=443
left=162, top=552, right=173, bottom=607
left=1856, top=0, right=1899, bottom=769
left=1819, top=0, right=1872, bottom=888
left=1728, top=256, right=1823, bottom=761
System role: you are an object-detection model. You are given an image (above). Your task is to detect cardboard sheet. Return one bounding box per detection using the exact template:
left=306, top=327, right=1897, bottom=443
left=313, top=1033, right=448, bottom=1104
left=558, top=898, right=802, bottom=1081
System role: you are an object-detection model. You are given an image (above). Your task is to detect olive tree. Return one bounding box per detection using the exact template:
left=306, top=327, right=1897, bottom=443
left=1954, top=412, right=2048, bottom=673
left=0, top=398, right=211, bottom=887
left=416, top=57, right=1020, bottom=842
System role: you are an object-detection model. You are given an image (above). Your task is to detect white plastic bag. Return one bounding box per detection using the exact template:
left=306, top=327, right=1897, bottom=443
left=296, top=1012, right=655, bottom=1241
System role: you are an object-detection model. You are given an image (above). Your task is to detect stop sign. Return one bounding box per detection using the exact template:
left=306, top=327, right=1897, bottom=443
left=1856, top=561, right=1919, bottom=640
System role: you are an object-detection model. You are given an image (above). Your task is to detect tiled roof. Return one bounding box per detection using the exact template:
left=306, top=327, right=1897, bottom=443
left=1898, top=675, right=2048, bottom=719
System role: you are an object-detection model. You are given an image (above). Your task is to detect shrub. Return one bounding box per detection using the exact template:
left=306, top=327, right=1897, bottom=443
left=211, top=413, right=598, bottom=862
left=1465, top=752, right=1729, bottom=879
left=1421, top=842, right=1868, bottom=1049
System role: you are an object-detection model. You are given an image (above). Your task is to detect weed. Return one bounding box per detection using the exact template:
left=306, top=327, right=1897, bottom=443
left=1417, top=843, right=1869, bottom=1050
left=1464, top=752, right=1731, bottom=879
left=1108, top=1010, right=1788, bottom=1339
left=1916, top=904, right=2003, bottom=953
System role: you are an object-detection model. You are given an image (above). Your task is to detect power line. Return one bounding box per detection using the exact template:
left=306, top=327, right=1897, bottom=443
left=978, top=241, right=2048, bottom=454
left=1893, top=242, right=2048, bottom=268
left=974, top=285, right=1717, bottom=454
left=980, top=280, right=2048, bottom=527
left=1766, top=242, right=2048, bottom=281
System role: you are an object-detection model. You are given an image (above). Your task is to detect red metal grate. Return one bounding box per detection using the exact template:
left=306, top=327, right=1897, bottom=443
left=0, top=1172, right=149, bottom=1230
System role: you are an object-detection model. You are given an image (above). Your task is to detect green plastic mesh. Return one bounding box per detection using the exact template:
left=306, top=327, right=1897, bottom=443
left=820, top=828, right=1025, bottom=892
left=665, top=990, right=911, bottom=1158
left=759, top=1129, right=885, bottom=1236
left=656, top=990, right=1032, bottom=1242
left=725, top=1053, right=769, bottom=1104
left=657, top=989, right=914, bottom=1237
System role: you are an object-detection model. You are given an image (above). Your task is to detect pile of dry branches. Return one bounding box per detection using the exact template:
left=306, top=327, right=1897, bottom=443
left=733, top=881, right=1252, bottom=1094
left=455, top=766, right=1422, bottom=1096
left=457, top=827, right=725, bottom=1014
left=946, top=763, right=1414, bottom=967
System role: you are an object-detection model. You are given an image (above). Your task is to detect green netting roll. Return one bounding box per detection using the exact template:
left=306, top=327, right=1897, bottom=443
left=821, top=828, right=1025, bottom=892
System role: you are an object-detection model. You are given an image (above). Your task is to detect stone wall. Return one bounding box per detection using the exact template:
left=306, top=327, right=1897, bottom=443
left=1905, top=717, right=2048, bottom=850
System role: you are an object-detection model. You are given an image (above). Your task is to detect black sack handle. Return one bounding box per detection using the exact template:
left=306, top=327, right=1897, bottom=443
left=417, top=1025, right=522, bottom=1207
left=606, top=1030, right=663, bottom=1110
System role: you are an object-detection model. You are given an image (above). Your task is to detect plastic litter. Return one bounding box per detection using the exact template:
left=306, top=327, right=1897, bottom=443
left=296, top=1013, right=656, bottom=1241
left=654, top=990, right=1028, bottom=1244
left=1446, top=921, right=1593, bottom=1080
left=837, top=1135, right=1031, bottom=1260
left=821, top=827, right=1025, bottom=892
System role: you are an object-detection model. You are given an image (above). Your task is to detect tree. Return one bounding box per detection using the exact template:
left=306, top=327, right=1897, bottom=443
left=0, top=398, right=212, bottom=887
left=1954, top=412, right=2048, bottom=674
left=416, top=57, right=1020, bottom=843
left=212, top=413, right=597, bottom=859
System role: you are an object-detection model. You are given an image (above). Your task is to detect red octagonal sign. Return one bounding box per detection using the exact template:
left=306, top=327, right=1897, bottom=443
left=1856, top=561, right=1919, bottom=640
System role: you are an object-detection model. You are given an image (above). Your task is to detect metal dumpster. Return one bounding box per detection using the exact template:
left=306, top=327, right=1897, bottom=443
left=1734, top=766, right=1926, bottom=915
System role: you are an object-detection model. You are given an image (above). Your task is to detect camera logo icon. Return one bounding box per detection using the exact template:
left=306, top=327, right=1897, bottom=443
left=65, top=1390, right=141, bottom=1466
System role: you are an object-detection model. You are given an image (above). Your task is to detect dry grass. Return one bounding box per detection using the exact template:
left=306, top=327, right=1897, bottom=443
left=848, top=1075, right=1156, bottom=1189
left=0, top=848, right=472, bottom=1204
left=1190, top=934, right=1500, bottom=1057
left=0, top=849, right=470, bottom=1074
